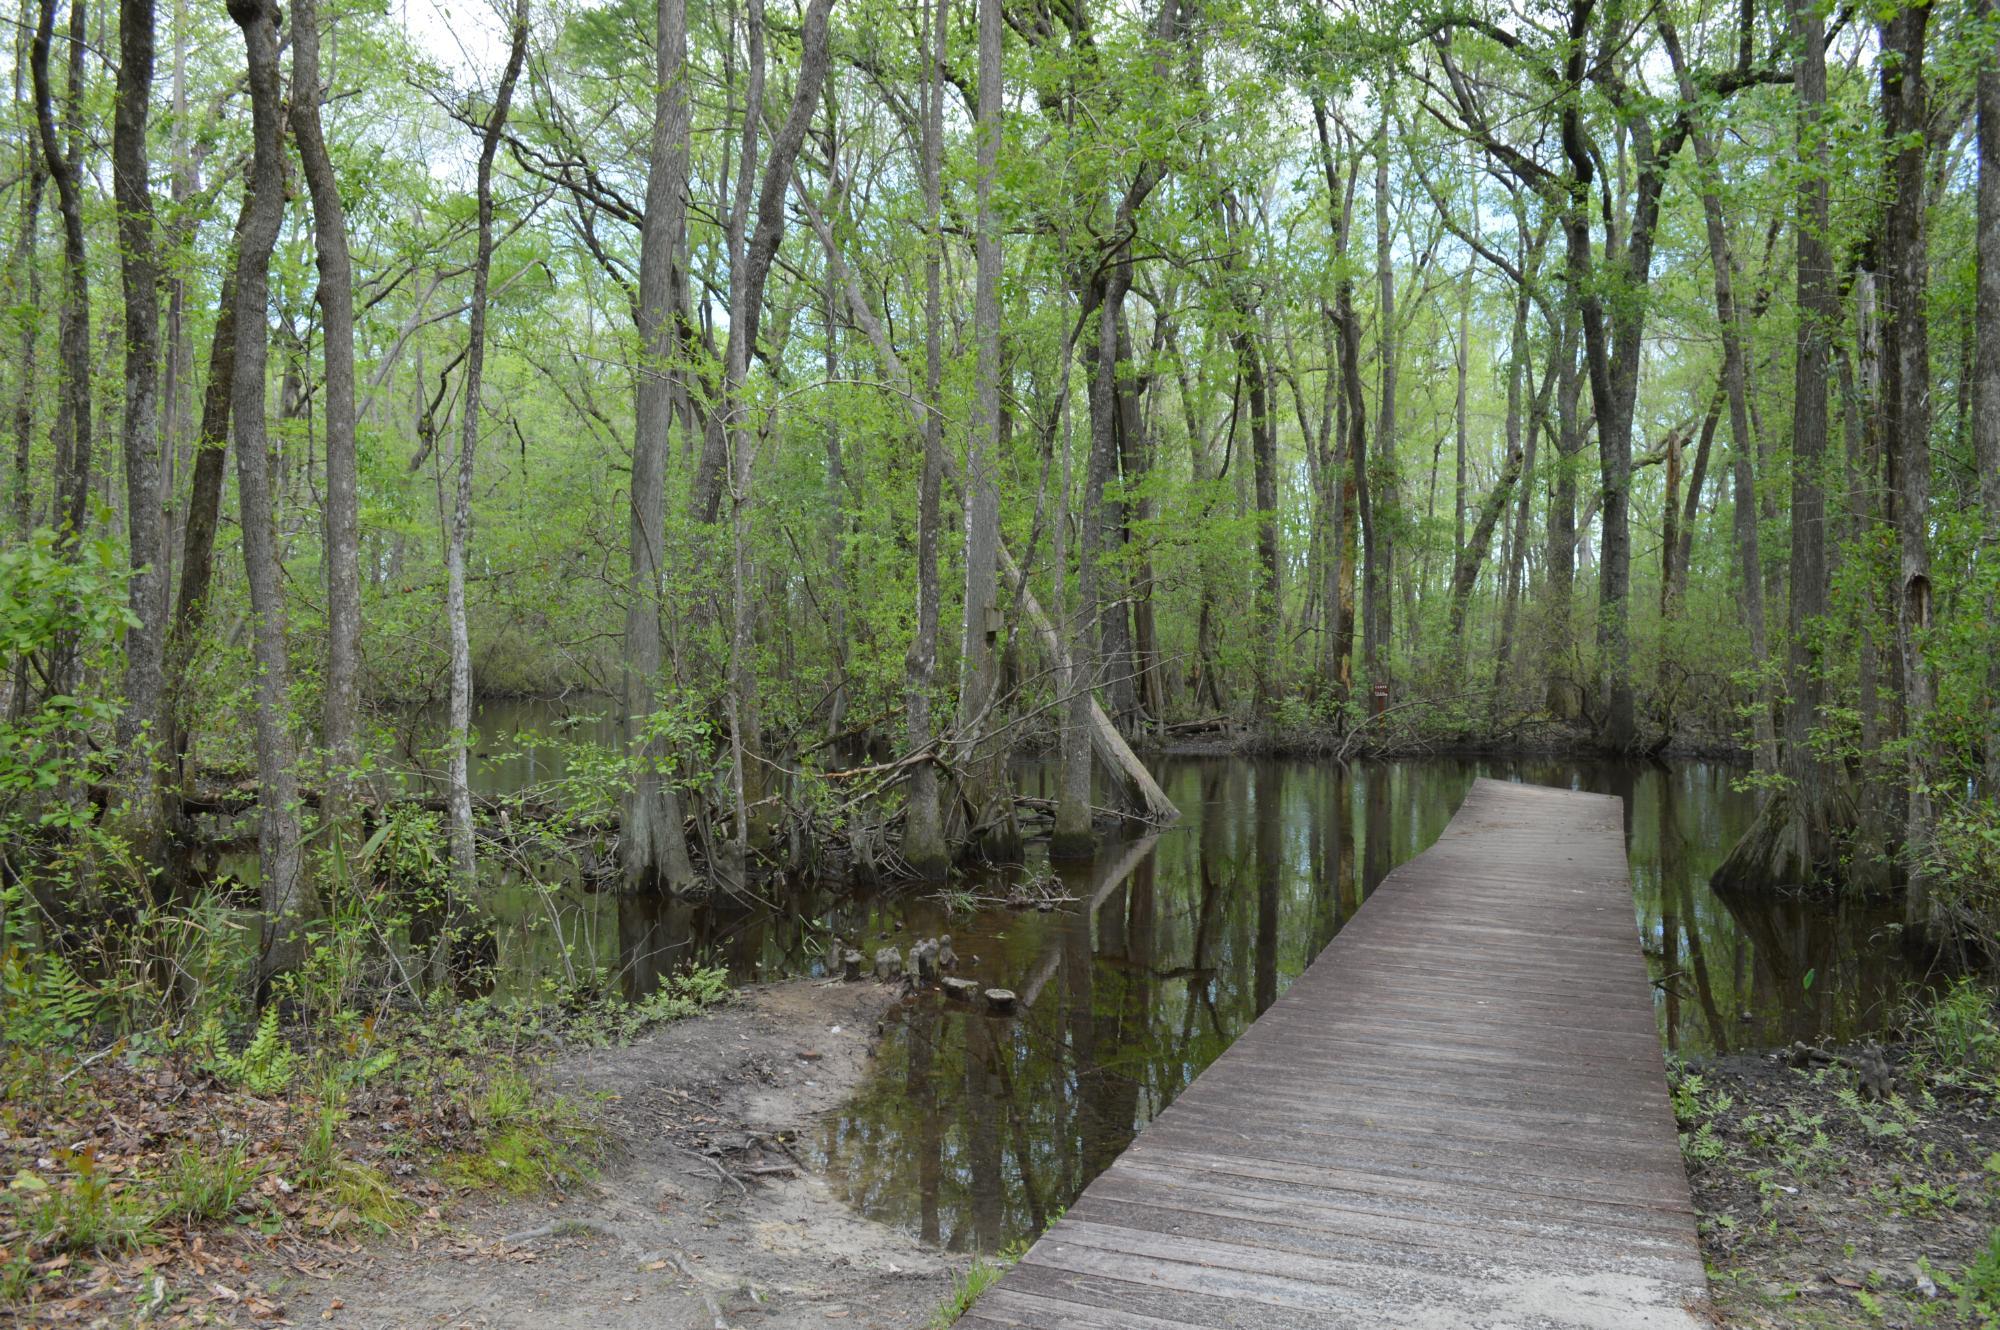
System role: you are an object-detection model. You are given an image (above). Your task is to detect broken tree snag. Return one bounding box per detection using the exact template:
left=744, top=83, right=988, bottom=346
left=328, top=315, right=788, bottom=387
left=999, top=546, right=1180, bottom=826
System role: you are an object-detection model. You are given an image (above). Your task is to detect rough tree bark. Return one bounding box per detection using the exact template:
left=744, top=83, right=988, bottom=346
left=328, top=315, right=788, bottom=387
left=112, top=0, right=166, bottom=856
left=1370, top=107, right=1397, bottom=696
left=7, top=0, right=45, bottom=538
left=226, top=0, right=308, bottom=995
left=1880, top=0, right=1940, bottom=934
left=956, top=0, right=1022, bottom=859
left=290, top=0, right=362, bottom=809
left=1713, top=0, right=1853, bottom=891
left=623, top=0, right=700, bottom=892
left=32, top=0, right=90, bottom=555
left=1977, top=0, right=2000, bottom=796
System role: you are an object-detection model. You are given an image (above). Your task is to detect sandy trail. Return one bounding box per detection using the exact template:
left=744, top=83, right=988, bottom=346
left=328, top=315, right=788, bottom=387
left=265, top=981, right=961, bottom=1330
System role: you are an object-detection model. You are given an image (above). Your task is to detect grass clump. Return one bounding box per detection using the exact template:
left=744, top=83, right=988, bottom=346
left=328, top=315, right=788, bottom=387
left=156, top=1141, right=260, bottom=1227
left=1910, top=979, right=2000, bottom=1085
left=930, top=1259, right=1007, bottom=1328
left=439, top=1071, right=596, bottom=1196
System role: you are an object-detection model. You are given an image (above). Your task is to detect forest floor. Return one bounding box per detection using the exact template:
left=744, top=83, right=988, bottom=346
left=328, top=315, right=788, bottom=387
left=1, top=980, right=964, bottom=1329
left=1681, top=1046, right=2000, bottom=1328
left=251, top=979, right=962, bottom=1330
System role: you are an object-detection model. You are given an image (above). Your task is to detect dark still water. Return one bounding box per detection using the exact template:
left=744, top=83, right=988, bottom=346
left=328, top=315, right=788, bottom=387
left=800, top=757, right=1930, bottom=1253
left=420, top=707, right=1935, bottom=1255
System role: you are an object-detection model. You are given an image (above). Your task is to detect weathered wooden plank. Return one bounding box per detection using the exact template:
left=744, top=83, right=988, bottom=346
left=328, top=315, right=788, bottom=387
left=977, top=778, right=1710, bottom=1329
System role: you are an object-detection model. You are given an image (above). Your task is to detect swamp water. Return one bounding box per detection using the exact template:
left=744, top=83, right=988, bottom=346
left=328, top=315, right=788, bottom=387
left=399, top=702, right=1939, bottom=1254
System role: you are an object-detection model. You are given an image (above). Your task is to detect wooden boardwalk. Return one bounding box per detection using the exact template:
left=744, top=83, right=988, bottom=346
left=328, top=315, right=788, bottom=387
left=963, top=778, right=1710, bottom=1330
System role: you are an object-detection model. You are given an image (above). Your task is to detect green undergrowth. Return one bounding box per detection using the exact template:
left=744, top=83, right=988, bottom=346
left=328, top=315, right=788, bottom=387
left=1671, top=981, right=2000, bottom=1328
left=0, top=925, right=734, bottom=1317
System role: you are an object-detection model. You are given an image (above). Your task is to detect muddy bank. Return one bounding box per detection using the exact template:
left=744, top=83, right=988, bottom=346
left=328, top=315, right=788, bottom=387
left=1680, top=1046, right=2000, bottom=1328
left=263, top=981, right=964, bottom=1330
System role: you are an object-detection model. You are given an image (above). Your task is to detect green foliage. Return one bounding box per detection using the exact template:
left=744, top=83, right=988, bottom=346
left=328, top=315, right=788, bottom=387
left=204, top=1008, right=301, bottom=1095
left=4, top=1147, right=156, bottom=1258
left=0, top=530, right=139, bottom=837
left=0, top=921, right=100, bottom=1050
left=1942, top=1231, right=2000, bottom=1328
left=1910, top=980, right=2000, bottom=1083
left=1925, top=802, right=2000, bottom=955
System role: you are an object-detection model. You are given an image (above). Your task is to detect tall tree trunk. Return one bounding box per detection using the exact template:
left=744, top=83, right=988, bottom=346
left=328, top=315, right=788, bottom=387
left=291, top=0, right=362, bottom=811
left=1977, top=0, right=2000, bottom=796
left=7, top=0, right=45, bottom=539
left=1881, top=0, right=1939, bottom=934
left=1223, top=191, right=1280, bottom=713
left=1447, top=437, right=1523, bottom=655
left=1545, top=299, right=1584, bottom=716
left=1052, top=374, right=1095, bottom=858
left=1371, top=107, right=1398, bottom=695
left=1311, top=99, right=1358, bottom=709
left=444, top=0, right=528, bottom=949
left=1454, top=269, right=1470, bottom=571
left=958, top=0, right=1021, bottom=858
left=1491, top=251, right=1540, bottom=696
left=32, top=0, right=89, bottom=557
left=163, top=196, right=247, bottom=793
left=1755, top=0, right=1850, bottom=887
left=720, top=0, right=834, bottom=870
left=901, top=0, right=949, bottom=879
left=227, top=0, right=308, bottom=996
left=624, top=0, right=699, bottom=892
left=1663, top=19, right=1777, bottom=774
left=112, top=0, right=166, bottom=869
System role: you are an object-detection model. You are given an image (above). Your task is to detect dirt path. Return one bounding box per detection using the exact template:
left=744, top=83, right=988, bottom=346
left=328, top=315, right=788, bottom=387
left=266, top=981, right=962, bottom=1330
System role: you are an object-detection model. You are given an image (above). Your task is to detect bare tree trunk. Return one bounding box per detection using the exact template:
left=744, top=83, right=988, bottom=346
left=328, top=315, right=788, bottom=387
left=1491, top=256, right=1539, bottom=694
left=1663, top=21, right=1776, bottom=774
left=1447, top=432, right=1523, bottom=654
left=1977, top=0, right=2000, bottom=796
left=32, top=0, right=89, bottom=556
left=444, top=0, right=528, bottom=943
left=623, top=0, right=699, bottom=892
left=719, top=0, right=834, bottom=872
left=1455, top=267, right=1469, bottom=571
left=227, top=0, right=307, bottom=997
left=957, top=0, right=1020, bottom=859
left=1053, top=373, right=1094, bottom=859
left=901, top=0, right=949, bottom=879
left=163, top=196, right=246, bottom=793
left=7, top=0, right=45, bottom=539
left=1881, top=0, right=1940, bottom=934
left=1371, top=107, right=1398, bottom=693
left=112, top=0, right=166, bottom=866
left=290, top=0, right=362, bottom=810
